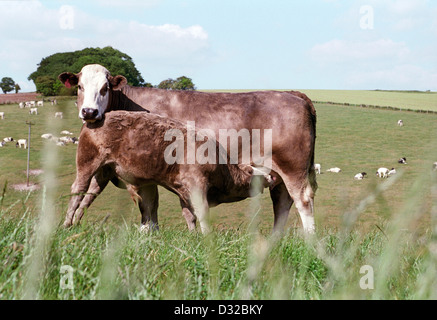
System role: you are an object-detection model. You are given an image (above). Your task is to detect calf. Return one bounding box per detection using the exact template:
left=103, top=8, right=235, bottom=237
left=64, top=111, right=272, bottom=233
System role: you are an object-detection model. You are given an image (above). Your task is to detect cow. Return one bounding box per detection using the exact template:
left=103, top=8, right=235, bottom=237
left=65, top=111, right=273, bottom=233
left=59, top=64, right=317, bottom=233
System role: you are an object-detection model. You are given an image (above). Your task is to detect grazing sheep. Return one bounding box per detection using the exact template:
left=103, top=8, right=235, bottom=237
left=16, top=139, right=27, bottom=149
left=326, top=167, right=341, bottom=173
left=314, top=163, right=321, bottom=174
left=41, top=133, right=53, bottom=140
left=354, top=172, right=367, bottom=180
left=398, top=157, right=407, bottom=164
left=3, top=137, right=13, bottom=142
left=398, top=120, right=404, bottom=127
left=37, top=101, right=44, bottom=107
left=29, top=107, right=38, bottom=115
left=19, top=102, right=25, bottom=109
left=376, top=168, right=390, bottom=178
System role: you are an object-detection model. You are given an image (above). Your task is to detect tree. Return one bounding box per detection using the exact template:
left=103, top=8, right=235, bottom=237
left=35, top=76, right=57, bottom=96
left=14, top=83, right=21, bottom=94
left=28, top=46, right=146, bottom=96
left=0, top=77, right=15, bottom=94
left=173, top=76, right=196, bottom=91
left=157, top=76, right=196, bottom=91
left=157, top=78, right=176, bottom=90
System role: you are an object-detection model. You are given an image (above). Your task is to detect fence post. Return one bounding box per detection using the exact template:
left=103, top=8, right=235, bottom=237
left=25, top=121, right=34, bottom=187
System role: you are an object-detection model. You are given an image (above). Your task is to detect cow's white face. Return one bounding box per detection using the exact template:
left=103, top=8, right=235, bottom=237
left=59, top=64, right=127, bottom=123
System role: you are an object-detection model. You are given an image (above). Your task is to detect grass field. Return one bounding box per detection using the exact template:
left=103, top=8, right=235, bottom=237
left=0, top=92, right=437, bottom=300
left=204, top=89, right=437, bottom=112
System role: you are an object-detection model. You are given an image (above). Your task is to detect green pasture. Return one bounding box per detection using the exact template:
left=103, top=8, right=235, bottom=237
left=204, top=89, right=437, bottom=112
left=0, top=93, right=437, bottom=300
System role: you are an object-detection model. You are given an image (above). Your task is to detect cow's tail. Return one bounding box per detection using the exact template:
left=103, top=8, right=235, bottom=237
left=287, top=91, right=318, bottom=195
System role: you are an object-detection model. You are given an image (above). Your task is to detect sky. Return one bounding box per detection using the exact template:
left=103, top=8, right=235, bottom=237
left=0, top=0, right=436, bottom=92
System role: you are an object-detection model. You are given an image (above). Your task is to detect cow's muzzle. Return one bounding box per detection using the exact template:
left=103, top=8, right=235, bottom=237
left=81, top=108, right=99, bottom=122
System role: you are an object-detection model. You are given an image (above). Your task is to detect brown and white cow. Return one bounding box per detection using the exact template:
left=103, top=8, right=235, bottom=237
left=59, top=64, right=317, bottom=233
left=66, top=111, right=272, bottom=233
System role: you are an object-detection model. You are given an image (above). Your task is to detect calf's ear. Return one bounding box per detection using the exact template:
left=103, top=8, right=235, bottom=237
left=58, top=72, right=79, bottom=88
left=109, top=75, right=127, bottom=91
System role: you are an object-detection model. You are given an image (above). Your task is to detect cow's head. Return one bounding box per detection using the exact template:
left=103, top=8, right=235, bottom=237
left=58, top=64, right=127, bottom=123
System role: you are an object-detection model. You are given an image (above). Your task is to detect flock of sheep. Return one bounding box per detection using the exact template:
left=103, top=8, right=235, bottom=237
left=315, top=119, right=437, bottom=180
left=0, top=99, right=76, bottom=149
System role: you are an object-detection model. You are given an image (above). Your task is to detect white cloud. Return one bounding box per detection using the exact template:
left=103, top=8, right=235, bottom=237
left=310, top=39, right=410, bottom=64
left=0, top=1, right=210, bottom=90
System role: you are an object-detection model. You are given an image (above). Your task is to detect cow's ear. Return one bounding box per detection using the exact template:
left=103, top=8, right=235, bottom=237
left=58, top=72, right=79, bottom=88
left=109, top=75, right=127, bottom=91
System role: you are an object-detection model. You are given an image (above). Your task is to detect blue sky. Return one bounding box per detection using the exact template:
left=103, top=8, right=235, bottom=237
left=1, top=0, right=436, bottom=91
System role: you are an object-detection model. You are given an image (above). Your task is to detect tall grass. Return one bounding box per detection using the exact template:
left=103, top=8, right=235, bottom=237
left=0, top=164, right=435, bottom=300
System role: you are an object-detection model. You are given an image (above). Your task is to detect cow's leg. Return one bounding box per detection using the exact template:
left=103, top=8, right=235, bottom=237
left=270, top=182, right=294, bottom=233
left=282, top=174, right=316, bottom=234
left=137, top=185, right=159, bottom=232
left=72, top=172, right=110, bottom=225
left=191, top=190, right=211, bottom=234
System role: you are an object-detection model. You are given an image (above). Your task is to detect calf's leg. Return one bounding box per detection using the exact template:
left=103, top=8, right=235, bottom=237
left=270, top=182, right=294, bottom=233
left=137, top=185, right=159, bottom=232
left=64, top=173, right=94, bottom=227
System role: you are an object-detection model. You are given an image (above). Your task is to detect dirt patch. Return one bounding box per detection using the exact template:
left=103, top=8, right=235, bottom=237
left=0, top=92, right=39, bottom=104
left=24, top=169, right=44, bottom=176
left=11, top=183, right=41, bottom=192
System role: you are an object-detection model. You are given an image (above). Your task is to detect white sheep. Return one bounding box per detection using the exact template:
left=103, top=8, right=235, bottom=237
left=398, top=120, right=404, bottom=127
left=354, top=172, right=367, bottom=180
left=326, top=167, right=341, bottom=173
left=433, top=162, right=437, bottom=171
left=398, top=157, right=407, bottom=165
left=16, top=139, right=27, bottom=149
left=29, top=107, right=38, bottom=115
left=376, top=167, right=390, bottom=178
left=314, top=163, right=321, bottom=174
left=388, top=168, right=397, bottom=176
left=0, top=112, right=4, bottom=119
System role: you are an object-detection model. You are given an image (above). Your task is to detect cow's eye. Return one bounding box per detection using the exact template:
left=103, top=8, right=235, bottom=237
left=100, top=85, right=108, bottom=95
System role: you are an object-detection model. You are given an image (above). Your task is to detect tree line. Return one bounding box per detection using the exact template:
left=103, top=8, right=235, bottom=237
left=25, top=46, right=195, bottom=96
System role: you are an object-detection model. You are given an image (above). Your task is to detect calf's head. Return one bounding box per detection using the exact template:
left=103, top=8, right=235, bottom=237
left=58, top=64, right=127, bottom=123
